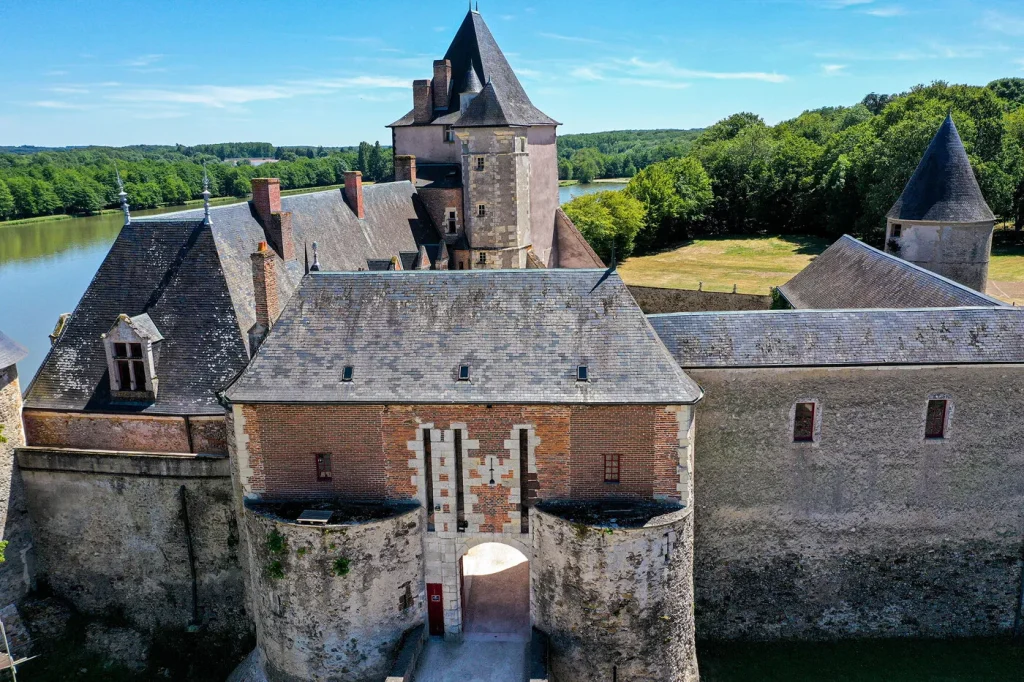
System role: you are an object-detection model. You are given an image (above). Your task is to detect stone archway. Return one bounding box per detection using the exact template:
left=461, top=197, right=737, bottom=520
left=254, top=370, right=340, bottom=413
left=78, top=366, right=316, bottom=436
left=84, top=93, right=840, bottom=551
left=459, top=541, right=530, bottom=640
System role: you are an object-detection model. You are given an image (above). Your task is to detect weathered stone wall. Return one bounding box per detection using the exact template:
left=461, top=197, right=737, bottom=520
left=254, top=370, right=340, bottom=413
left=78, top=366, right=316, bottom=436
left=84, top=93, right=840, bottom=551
left=627, top=285, right=771, bottom=314
left=689, top=364, right=1024, bottom=640
left=240, top=503, right=425, bottom=682
left=886, top=219, right=994, bottom=291
left=393, top=125, right=460, bottom=165
left=417, top=186, right=464, bottom=243
left=0, top=365, right=34, bottom=605
left=532, top=506, right=698, bottom=682
left=16, top=448, right=248, bottom=637
left=527, top=125, right=559, bottom=267
left=23, top=410, right=227, bottom=455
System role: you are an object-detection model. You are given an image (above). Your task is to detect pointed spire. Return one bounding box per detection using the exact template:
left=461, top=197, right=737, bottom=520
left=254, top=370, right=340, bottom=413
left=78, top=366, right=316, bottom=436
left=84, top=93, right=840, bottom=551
left=115, top=162, right=130, bottom=226
left=201, top=162, right=212, bottom=225
left=310, top=241, right=321, bottom=272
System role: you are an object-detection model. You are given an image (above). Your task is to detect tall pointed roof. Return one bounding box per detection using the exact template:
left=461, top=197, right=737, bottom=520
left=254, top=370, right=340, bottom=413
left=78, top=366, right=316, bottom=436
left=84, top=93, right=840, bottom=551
left=462, top=64, right=483, bottom=94
left=887, top=114, right=995, bottom=223
left=390, top=10, right=557, bottom=127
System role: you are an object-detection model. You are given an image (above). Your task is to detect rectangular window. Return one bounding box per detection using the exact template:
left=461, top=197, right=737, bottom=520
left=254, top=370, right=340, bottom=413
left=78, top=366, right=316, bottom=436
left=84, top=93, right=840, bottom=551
left=925, top=399, right=947, bottom=439
left=114, top=342, right=145, bottom=390
left=315, top=453, right=332, bottom=481
left=476, top=157, right=485, bottom=171
left=447, top=210, right=457, bottom=234
left=577, top=365, right=589, bottom=382
left=892, top=224, right=902, bottom=238
left=444, top=125, right=455, bottom=143
left=477, top=204, right=486, bottom=217
left=519, top=429, right=530, bottom=534
left=794, top=402, right=815, bottom=442
left=455, top=429, right=466, bottom=532
left=604, top=454, right=620, bottom=483
left=423, top=429, right=434, bottom=532
left=458, top=365, right=471, bottom=381
left=478, top=252, right=486, bottom=265
left=342, top=366, right=353, bottom=382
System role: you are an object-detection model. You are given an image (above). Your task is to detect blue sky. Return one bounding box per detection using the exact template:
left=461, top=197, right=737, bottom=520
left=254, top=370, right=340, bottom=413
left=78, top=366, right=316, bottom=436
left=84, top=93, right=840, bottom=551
left=1, top=0, right=1022, bottom=147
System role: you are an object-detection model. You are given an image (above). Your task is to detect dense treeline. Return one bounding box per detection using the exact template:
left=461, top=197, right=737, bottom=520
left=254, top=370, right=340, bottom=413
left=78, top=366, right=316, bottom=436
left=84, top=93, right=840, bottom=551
left=556, top=129, right=703, bottom=182
left=0, top=141, right=394, bottom=221
left=565, top=79, right=1024, bottom=264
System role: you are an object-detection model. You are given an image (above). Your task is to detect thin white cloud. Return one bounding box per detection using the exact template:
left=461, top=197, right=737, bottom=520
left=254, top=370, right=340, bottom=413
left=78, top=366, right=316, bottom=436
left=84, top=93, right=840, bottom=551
left=821, top=64, right=847, bottom=76
left=122, top=54, right=164, bottom=68
left=982, top=10, right=1024, bottom=37
left=539, top=32, right=604, bottom=45
left=29, top=100, right=89, bottom=110
left=863, top=6, right=905, bottom=17
left=49, top=86, right=90, bottom=94
left=570, top=66, right=604, bottom=81
left=500, top=14, right=515, bottom=21
left=820, top=0, right=874, bottom=8
left=624, top=58, right=789, bottom=83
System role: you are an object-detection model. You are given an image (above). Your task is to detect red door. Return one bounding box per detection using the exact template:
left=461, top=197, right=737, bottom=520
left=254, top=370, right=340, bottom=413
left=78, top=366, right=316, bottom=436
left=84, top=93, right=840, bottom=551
left=427, top=583, right=445, bottom=636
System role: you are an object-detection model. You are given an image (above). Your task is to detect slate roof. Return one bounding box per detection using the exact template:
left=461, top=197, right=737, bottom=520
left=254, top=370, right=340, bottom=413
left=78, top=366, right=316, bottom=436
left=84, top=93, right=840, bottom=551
left=777, top=235, right=1003, bottom=310
left=388, top=11, right=557, bottom=128
left=887, top=114, right=995, bottom=223
left=224, top=269, right=701, bottom=405
left=25, top=183, right=440, bottom=416
left=0, top=330, right=28, bottom=370
left=416, top=163, right=461, bottom=189
left=649, top=307, right=1024, bottom=369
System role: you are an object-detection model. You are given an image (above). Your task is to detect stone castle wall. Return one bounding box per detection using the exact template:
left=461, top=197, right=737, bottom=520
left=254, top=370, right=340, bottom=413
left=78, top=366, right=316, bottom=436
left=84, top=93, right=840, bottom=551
left=526, top=125, right=559, bottom=266
left=239, top=503, right=425, bottom=682
left=23, top=410, right=227, bottom=455
left=628, top=285, right=771, bottom=314
left=689, top=364, right=1024, bottom=640
left=532, top=505, right=699, bottom=682
left=16, top=448, right=248, bottom=637
left=0, top=365, right=34, bottom=605
left=887, top=219, right=994, bottom=292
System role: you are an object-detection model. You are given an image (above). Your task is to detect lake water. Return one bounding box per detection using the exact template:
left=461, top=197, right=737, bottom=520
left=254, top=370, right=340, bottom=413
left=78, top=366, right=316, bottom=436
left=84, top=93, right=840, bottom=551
left=1, top=184, right=626, bottom=385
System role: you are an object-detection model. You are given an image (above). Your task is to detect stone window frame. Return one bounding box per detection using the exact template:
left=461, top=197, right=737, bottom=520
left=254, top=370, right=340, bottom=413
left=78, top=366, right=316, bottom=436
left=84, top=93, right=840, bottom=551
left=475, top=156, right=485, bottom=171
left=922, top=394, right=954, bottom=443
left=445, top=207, right=459, bottom=234
left=789, top=399, right=822, bottom=446
left=443, top=125, right=456, bottom=143
left=102, top=316, right=159, bottom=399
left=315, top=453, right=333, bottom=482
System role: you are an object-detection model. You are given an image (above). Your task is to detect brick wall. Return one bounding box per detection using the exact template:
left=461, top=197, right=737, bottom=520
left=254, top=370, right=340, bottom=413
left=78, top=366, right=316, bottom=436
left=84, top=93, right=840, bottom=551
left=417, top=187, right=464, bottom=242
left=23, top=410, right=227, bottom=455
left=236, top=403, right=685, bottom=505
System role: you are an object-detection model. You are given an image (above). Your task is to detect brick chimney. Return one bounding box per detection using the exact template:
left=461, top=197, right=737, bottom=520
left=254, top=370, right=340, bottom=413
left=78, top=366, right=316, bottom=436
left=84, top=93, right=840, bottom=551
left=395, top=155, right=417, bottom=184
left=413, top=79, right=433, bottom=124
left=344, top=171, right=365, bottom=219
left=433, top=59, right=451, bottom=109
left=268, top=211, right=296, bottom=261
left=251, top=178, right=281, bottom=225
left=249, top=241, right=279, bottom=353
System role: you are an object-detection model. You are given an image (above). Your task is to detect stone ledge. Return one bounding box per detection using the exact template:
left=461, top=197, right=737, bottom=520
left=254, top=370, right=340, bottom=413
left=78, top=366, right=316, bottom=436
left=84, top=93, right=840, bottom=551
left=384, top=624, right=425, bottom=682
left=16, top=446, right=230, bottom=478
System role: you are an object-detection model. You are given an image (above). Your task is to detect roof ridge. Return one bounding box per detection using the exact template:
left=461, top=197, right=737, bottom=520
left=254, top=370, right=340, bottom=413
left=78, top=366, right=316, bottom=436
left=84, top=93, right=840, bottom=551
left=648, top=305, right=1018, bottom=318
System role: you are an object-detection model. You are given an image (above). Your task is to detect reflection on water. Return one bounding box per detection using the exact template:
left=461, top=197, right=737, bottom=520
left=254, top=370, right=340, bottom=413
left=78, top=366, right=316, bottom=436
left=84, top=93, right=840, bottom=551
left=557, top=182, right=627, bottom=204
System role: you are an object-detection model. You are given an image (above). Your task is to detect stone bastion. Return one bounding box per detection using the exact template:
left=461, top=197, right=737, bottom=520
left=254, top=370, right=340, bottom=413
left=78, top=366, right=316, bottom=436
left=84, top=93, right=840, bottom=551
left=239, top=501, right=425, bottom=682
left=531, top=501, right=698, bottom=682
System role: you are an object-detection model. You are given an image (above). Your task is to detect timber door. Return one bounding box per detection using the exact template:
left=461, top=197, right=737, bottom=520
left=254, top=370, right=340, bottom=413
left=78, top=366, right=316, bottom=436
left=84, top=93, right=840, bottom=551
left=427, top=583, right=445, bottom=636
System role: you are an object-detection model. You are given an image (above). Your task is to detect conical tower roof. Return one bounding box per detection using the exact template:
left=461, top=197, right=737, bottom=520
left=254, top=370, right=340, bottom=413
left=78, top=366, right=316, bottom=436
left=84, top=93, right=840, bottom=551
left=462, top=64, right=483, bottom=94
left=887, top=114, right=995, bottom=223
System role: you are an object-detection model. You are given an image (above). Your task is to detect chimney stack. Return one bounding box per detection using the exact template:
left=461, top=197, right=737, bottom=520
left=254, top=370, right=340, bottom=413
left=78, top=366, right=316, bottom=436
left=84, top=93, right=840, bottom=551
left=251, top=178, right=281, bottom=226
left=433, top=59, right=451, bottom=110
left=249, top=241, right=280, bottom=353
left=344, top=171, right=365, bottom=219
left=268, top=211, right=296, bottom=261
left=413, top=79, right=433, bottom=123
left=395, top=155, right=417, bottom=184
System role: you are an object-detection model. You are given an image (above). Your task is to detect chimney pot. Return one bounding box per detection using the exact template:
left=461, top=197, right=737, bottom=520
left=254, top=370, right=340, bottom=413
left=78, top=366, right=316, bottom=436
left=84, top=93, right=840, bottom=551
left=344, top=171, right=365, bottom=219
left=413, top=79, right=433, bottom=124
left=433, top=59, right=452, bottom=110
left=395, top=155, right=417, bottom=184
left=251, top=178, right=281, bottom=226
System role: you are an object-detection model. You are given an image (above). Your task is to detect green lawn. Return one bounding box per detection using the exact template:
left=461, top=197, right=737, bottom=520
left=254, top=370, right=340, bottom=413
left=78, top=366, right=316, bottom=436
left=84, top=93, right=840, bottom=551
left=618, top=234, right=829, bottom=295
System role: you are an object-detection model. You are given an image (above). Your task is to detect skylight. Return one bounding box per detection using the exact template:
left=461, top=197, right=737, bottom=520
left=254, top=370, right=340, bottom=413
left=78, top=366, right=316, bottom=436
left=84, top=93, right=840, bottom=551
left=342, top=366, right=353, bottom=382
left=577, top=365, right=589, bottom=382
left=458, top=365, right=471, bottom=381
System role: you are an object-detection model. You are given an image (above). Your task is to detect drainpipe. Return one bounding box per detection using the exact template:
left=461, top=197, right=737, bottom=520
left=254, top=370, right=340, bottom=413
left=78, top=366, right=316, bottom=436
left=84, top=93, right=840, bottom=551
left=179, top=485, right=199, bottom=630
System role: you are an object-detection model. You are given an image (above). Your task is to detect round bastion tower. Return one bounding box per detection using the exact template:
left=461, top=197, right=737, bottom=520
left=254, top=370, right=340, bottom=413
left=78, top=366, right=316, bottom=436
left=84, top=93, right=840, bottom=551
left=884, top=113, right=996, bottom=293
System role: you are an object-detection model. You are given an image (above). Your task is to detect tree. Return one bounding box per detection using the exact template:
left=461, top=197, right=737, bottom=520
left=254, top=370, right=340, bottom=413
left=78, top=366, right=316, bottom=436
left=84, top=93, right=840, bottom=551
left=562, top=190, right=645, bottom=262
left=161, top=174, right=191, bottom=205
left=368, top=141, right=387, bottom=182
left=626, top=156, right=713, bottom=250
left=357, top=142, right=372, bottom=176
left=0, top=179, right=13, bottom=219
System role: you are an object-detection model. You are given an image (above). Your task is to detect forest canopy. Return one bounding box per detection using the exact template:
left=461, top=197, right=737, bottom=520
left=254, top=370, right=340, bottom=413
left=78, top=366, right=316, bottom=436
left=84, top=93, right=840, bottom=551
left=563, top=78, right=1024, bottom=261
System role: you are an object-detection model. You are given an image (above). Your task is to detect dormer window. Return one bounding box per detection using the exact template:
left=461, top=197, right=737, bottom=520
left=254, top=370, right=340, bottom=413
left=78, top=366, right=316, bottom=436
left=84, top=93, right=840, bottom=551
left=102, top=313, right=162, bottom=401
left=447, top=209, right=458, bottom=234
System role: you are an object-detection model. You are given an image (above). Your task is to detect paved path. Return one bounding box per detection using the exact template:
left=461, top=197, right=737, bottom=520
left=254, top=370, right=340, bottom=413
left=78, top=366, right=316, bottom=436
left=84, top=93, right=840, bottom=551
left=414, top=639, right=527, bottom=682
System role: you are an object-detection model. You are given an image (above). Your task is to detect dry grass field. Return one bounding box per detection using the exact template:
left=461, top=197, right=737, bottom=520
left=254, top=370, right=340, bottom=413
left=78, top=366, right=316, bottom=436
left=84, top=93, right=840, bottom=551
left=618, top=232, right=1024, bottom=305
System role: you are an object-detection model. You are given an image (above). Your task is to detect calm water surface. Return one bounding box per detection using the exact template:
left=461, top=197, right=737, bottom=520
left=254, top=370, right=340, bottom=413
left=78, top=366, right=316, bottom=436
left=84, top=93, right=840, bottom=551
left=1, top=187, right=622, bottom=385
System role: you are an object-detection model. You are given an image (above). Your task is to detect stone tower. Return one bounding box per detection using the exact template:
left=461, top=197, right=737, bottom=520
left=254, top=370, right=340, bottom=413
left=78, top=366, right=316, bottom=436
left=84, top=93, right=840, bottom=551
left=388, top=9, right=564, bottom=268
left=884, top=114, right=996, bottom=292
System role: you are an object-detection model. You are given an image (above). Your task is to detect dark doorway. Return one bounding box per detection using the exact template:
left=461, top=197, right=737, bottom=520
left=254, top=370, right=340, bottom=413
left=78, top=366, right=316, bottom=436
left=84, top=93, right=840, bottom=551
left=427, top=583, right=445, bottom=636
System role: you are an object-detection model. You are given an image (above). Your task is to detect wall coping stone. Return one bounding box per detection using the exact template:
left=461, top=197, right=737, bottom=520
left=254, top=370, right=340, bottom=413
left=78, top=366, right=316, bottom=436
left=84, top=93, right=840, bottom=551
left=16, top=446, right=229, bottom=478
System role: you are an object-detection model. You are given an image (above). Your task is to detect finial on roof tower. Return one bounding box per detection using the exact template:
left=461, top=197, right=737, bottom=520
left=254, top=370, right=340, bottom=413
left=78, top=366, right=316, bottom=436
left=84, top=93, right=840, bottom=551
left=310, top=241, right=321, bottom=272
left=201, top=162, right=212, bottom=225
left=115, top=162, right=130, bottom=226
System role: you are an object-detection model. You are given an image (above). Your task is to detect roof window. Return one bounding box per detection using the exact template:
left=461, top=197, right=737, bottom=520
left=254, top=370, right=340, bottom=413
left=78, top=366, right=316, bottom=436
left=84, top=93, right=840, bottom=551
left=577, top=365, right=589, bottom=382
left=458, top=365, right=471, bottom=381
left=342, top=366, right=353, bottom=382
